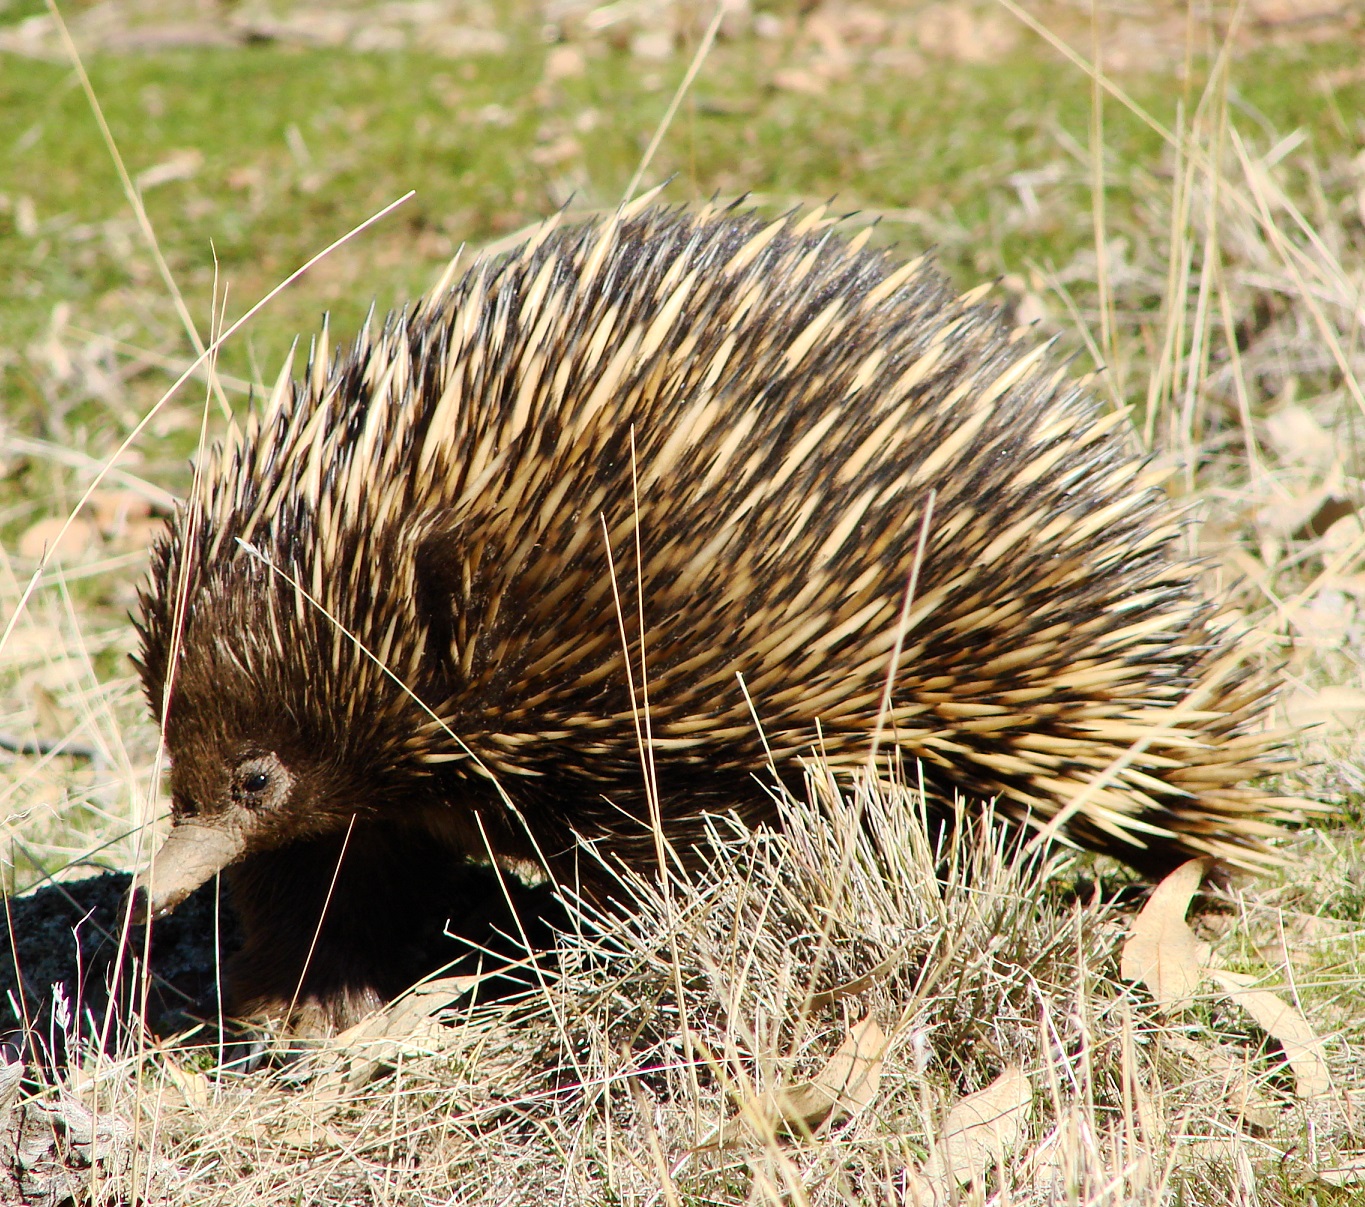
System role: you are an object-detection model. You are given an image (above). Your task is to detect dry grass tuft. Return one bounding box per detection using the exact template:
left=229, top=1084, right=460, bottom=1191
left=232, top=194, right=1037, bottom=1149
left=2, top=2, right=1364, bottom=1204
left=12, top=771, right=1360, bottom=1204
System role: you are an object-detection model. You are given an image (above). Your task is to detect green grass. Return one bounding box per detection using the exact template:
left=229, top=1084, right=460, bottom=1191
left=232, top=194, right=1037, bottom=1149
left=4, top=33, right=1362, bottom=404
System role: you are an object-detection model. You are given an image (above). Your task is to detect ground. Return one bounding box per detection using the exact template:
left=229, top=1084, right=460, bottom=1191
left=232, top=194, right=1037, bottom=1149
left=1, top=1, right=1364, bottom=1204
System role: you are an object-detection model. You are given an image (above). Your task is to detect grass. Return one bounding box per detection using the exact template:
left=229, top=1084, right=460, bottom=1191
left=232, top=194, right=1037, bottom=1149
left=2, top=0, right=1364, bottom=1203
left=5, top=14, right=1362, bottom=389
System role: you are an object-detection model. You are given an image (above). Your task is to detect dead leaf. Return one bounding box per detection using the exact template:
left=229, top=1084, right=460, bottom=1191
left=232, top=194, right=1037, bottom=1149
left=18, top=516, right=99, bottom=561
left=1258, top=486, right=1328, bottom=540
left=1208, top=971, right=1332, bottom=1099
left=899, top=1165, right=940, bottom=1206
left=1263, top=403, right=1335, bottom=469
left=789, top=1013, right=885, bottom=1121
left=1120, top=857, right=1212, bottom=1007
left=772, top=68, right=827, bottom=95
left=543, top=44, right=585, bottom=82
left=529, top=136, right=581, bottom=167
left=1299, top=590, right=1355, bottom=650
left=157, top=1061, right=210, bottom=1112
left=135, top=149, right=203, bottom=192
left=914, top=4, right=1018, bottom=64
left=1224, top=1073, right=1281, bottom=1132
left=1284, top=685, right=1365, bottom=733
left=630, top=29, right=672, bottom=61
left=109, top=514, right=165, bottom=554
left=273, top=1118, right=345, bottom=1152
left=697, top=1015, right=886, bottom=1148
left=922, top=1066, right=1032, bottom=1188
left=1315, top=1156, right=1365, bottom=1187
left=420, top=26, right=508, bottom=58
left=89, top=488, right=152, bottom=534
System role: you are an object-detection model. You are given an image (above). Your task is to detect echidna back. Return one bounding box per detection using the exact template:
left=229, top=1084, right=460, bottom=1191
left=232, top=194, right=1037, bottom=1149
left=141, top=203, right=1292, bottom=880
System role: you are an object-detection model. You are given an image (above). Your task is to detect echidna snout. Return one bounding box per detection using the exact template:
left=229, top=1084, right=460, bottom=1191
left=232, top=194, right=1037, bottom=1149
left=130, top=748, right=297, bottom=920
left=133, top=202, right=1299, bottom=1031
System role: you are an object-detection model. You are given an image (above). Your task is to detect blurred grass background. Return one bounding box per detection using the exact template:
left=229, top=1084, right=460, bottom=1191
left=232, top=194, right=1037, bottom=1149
left=4, top=1, right=1362, bottom=403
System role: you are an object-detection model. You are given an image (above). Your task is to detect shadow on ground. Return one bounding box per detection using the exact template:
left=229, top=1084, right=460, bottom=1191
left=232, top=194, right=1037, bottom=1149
left=1, top=864, right=565, bottom=1069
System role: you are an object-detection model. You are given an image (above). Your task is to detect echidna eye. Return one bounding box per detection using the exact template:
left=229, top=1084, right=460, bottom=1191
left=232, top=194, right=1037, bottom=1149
left=231, top=752, right=289, bottom=805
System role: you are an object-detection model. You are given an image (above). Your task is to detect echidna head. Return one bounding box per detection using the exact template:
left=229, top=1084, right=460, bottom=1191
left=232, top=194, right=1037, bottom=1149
left=130, top=658, right=363, bottom=923
left=130, top=523, right=427, bottom=922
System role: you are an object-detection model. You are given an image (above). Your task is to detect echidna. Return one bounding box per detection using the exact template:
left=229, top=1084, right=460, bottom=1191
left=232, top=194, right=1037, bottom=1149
left=133, top=201, right=1297, bottom=1029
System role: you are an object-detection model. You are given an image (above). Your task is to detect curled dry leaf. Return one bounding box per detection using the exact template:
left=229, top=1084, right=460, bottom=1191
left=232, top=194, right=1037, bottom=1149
left=697, top=1014, right=886, bottom=1149
left=921, top=1066, right=1032, bottom=1190
left=1120, top=857, right=1212, bottom=1007
left=308, top=974, right=479, bottom=1107
left=1315, top=1156, right=1365, bottom=1187
left=1208, top=970, right=1332, bottom=1100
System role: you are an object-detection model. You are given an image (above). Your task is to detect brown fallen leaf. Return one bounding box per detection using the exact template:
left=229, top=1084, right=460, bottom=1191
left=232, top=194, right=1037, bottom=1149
left=542, top=44, right=585, bottom=82
left=1208, top=970, right=1332, bottom=1100
left=305, top=974, right=479, bottom=1110
left=697, top=1014, right=886, bottom=1148
left=899, top=1165, right=940, bottom=1207
left=771, top=67, right=827, bottom=95
left=89, top=488, right=153, bottom=534
left=1120, top=857, right=1212, bottom=1007
left=1315, top=1156, right=1365, bottom=1187
left=18, top=516, right=99, bottom=561
left=921, top=1066, right=1032, bottom=1190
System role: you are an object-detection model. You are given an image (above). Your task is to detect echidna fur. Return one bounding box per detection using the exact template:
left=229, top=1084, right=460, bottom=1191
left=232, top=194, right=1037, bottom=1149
left=133, top=201, right=1300, bottom=1020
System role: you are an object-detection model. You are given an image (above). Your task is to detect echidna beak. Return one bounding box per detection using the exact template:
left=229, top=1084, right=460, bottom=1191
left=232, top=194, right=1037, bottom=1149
left=127, top=822, right=246, bottom=923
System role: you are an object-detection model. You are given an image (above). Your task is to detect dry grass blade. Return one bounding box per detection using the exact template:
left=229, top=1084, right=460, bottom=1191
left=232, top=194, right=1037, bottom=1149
left=1119, top=857, right=1212, bottom=1007
left=802, top=941, right=913, bottom=1010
